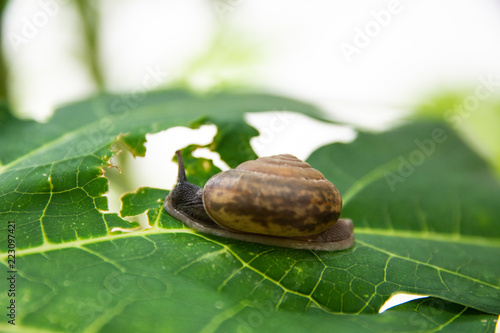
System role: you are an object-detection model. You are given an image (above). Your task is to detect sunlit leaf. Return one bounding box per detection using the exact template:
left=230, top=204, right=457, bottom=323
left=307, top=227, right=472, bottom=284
left=0, top=90, right=498, bottom=332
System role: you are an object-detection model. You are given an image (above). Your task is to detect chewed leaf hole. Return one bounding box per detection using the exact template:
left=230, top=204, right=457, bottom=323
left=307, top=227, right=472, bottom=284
left=379, top=294, right=429, bottom=313
left=110, top=212, right=151, bottom=233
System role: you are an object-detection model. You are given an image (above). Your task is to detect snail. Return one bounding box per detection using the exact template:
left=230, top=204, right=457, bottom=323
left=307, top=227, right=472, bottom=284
left=163, top=150, right=354, bottom=251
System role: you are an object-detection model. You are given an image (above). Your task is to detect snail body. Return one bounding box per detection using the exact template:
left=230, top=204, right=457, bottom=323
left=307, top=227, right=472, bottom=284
left=163, top=151, right=354, bottom=251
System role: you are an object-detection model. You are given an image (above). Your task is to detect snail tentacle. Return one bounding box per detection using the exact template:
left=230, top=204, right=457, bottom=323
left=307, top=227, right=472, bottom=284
left=167, top=151, right=218, bottom=227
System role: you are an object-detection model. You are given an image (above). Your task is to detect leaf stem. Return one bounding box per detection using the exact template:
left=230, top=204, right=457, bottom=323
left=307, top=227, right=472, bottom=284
left=0, top=0, right=9, bottom=101
left=74, top=0, right=105, bottom=90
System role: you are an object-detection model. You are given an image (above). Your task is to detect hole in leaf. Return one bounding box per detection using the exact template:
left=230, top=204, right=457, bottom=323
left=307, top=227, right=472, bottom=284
left=244, top=111, right=356, bottom=159
left=104, top=125, right=217, bottom=220
left=192, top=147, right=230, bottom=171
left=379, top=293, right=429, bottom=313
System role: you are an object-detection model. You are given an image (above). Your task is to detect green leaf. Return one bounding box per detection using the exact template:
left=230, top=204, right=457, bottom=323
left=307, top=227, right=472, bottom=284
left=415, top=91, right=500, bottom=179
left=207, top=119, right=259, bottom=169
left=0, top=89, right=327, bottom=249
left=307, top=122, right=500, bottom=314
left=0, top=90, right=499, bottom=332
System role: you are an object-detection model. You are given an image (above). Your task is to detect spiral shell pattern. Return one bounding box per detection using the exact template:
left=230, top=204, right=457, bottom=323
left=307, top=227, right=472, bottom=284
left=202, top=154, right=342, bottom=237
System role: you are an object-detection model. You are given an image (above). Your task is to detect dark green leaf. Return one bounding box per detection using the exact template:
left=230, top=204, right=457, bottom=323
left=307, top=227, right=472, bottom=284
left=0, top=90, right=498, bottom=332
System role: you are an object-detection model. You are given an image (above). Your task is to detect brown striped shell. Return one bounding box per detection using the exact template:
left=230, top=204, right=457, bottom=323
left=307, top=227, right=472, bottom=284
left=164, top=151, right=354, bottom=251
left=203, top=154, right=342, bottom=237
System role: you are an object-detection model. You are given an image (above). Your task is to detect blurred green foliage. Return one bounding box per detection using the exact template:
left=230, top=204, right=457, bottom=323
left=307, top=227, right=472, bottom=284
left=171, top=27, right=265, bottom=92
left=416, top=89, right=500, bottom=178
left=0, top=0, right=9, bottom=101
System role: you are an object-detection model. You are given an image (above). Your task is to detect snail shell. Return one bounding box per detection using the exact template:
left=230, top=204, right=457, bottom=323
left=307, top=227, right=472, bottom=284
left=163, top=151, right=354, bottom=251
